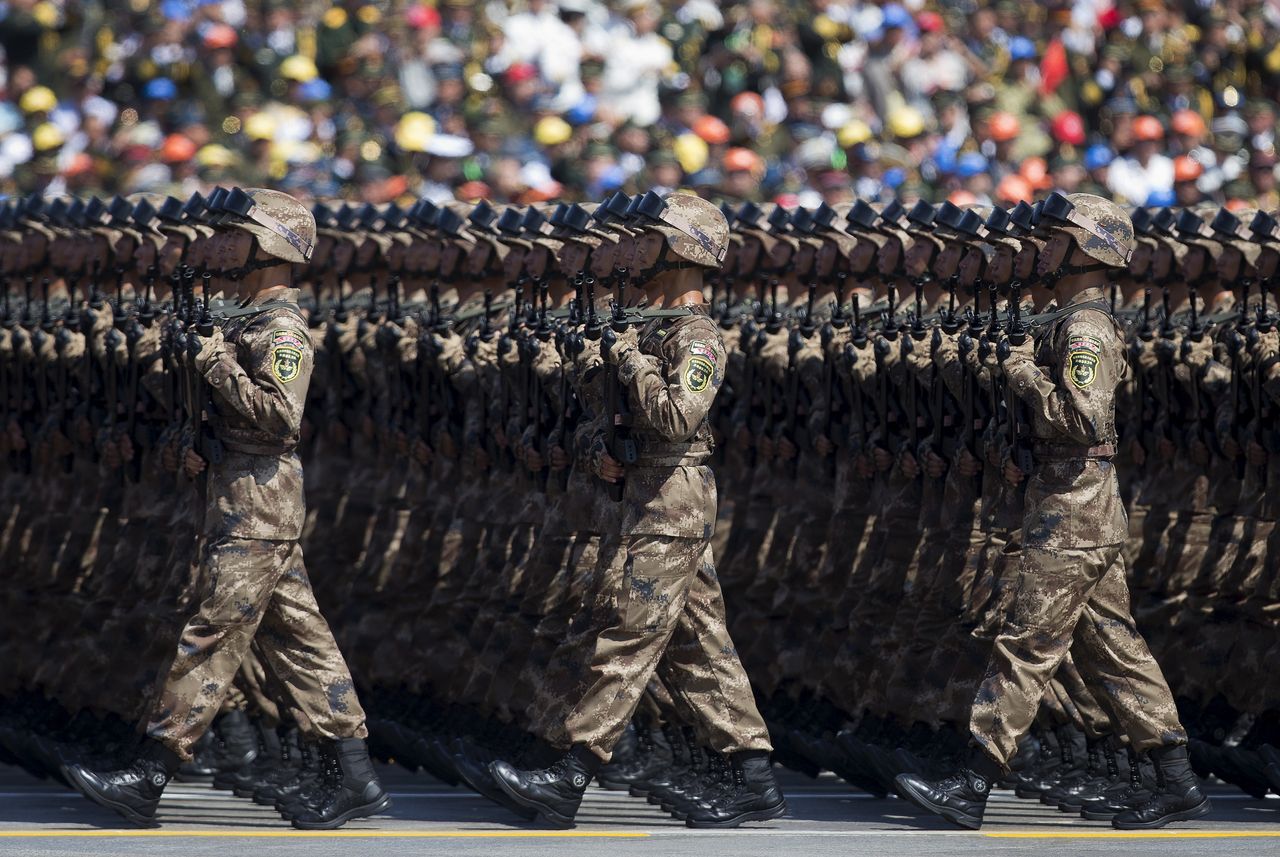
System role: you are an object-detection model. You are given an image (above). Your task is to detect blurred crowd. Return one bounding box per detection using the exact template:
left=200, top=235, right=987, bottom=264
left=5, top=0, right=1280, bottom=211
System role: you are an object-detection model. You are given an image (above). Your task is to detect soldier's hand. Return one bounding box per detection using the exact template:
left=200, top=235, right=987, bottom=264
left=814, top=434, right=834, bottom=457
left=549, top=444, right=569, bottom=470
left=594, top=446, right=625, bottom=483
left=872, top=446, right=893, bottom=472
left=776, top=436, right=797, bottom=461
left=6, top=419, right=25, bottom=452
left=161, top=441, right=179, bottom=473
left=1130, top=439, right=1147, bottom=467
left=899, top=450, right=919, bottom=479
left=757, top=435, right=775, bottom=460
left=1182, top=337, right=1214, bottom=370
left=1222, top=436, right=1241, bottom=460
left=437, top=432, right=458, bottom=460
left=413, top=438, right=433, bottom=466
left=1003, top=457, right=1026, bottom=486
left=1190, top=438, right=1209, bottom=466
left=734, top=425, right=753, bottom=450
left=183, top=448, right=207, bottom=478
left=394, top=430, right=409, bottom=456
left=524, top=445, right=545, bottom=472
left=100, top=439, right=121, bottom=469
left=470, top=446, right=491, bottom=471
left=1157, top=437, right=1176, bottom=459
left=1253, top=328, right=1279, bottom=359
left=923, top=448, right=948, bottom=478
left=361, top=414, right=376, bottom=440
left=956, top=447, right=982, bottom=477
left=116, top=432, right=134, bottom=462
left=998, top=336, right=1034, bottom=365
left=494, top=426, right=508, bottom=449
left=75, top=415, right=93, bottom=446
left=1247, top=439, right=1268, bottom=466
left=327, top=421, right=350, bottom=446
left=854, top=451, right=875, bottom=479
left=193, top=328, right=226, bottom=373
left=50, top=427, right=72, bottom=457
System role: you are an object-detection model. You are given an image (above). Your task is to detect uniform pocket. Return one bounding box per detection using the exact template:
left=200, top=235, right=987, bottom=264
left=619, top=535, right=701, bottom=633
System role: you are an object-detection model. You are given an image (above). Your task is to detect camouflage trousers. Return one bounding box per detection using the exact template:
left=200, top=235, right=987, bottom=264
left=146, top=536, right=367, bottom=759
left=560, top=533, right=771, bottom=758
left=970, top=541, right=1185, bottom=767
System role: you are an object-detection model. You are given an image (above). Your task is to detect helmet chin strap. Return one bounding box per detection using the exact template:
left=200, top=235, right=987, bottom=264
left=1048, top=261, right=1110, bottom=284
left=637, top=244, right=699, bottom=281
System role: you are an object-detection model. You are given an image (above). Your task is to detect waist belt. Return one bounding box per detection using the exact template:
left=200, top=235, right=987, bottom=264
left=1032, top=442, right=1116, bottom=460
left=633, top=439, right=711, bottom=468
left=219, top=438, right=298, bottom=456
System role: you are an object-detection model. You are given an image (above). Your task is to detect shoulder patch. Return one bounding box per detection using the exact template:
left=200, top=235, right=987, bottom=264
left=272, top=343, right=304, bottom=384
left=1067, top=334, right=1102, bottom=355
left=1067, top=343, right=1099, bottom=389
left=271, top=329, right=308, bottom=351
left=688, top=339, right=720, bottom=366
left=683, top=355, right=715, bottom=393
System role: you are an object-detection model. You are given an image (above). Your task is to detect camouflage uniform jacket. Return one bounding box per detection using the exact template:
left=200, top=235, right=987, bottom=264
left=1004, top=286, right=1127, bottom=549
left=200, top=287, right=311, bottom=540
left=614, top=304, right=724, bottom=539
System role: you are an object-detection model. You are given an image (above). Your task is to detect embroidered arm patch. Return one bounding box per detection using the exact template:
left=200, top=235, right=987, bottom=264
left=1067, top=334, right=1102, bottom=389
left=683, top=355, right=715, bottom=393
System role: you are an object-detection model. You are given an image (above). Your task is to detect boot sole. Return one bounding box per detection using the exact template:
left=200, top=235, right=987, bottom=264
left=684, top=799, right=787, bottom=829
left=454, top=761, right=539, bottom=821
left=63, top=766, right=160, bottom=828
left=1080, top=807, right=1121, bottom=820
left=894, top=776, right=982, bottom=830
left=290, top=794, right=392, bottom=830
left=1111, top=798, right=1211, bottom=830
left=491, top=775, right=576, bottom=828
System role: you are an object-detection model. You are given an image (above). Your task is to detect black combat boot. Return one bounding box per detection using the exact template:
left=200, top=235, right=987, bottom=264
left=278, top=741, right=339, bottom=820
left=210, top=709, right=258, bottom=772
left=449, top=736, right=538, bottom=820
left=290, top=738, right=390, bottom=830
left=1056, top=740, right=1124, bottom=812
left=273, top=739, right=322, bottom=810
left=488, top=745, right=601, bottom=827
left=894, top=748, right=1001, bottom=830
left=595, top=721, right=639, bottom=789
left=629, top=724, right=680, bottom=797
left=1111, top=745, right=1210, bottom=830
left=683, top=750, right=786, bottom=828
left=176, top=731, right=217, bottom=780
left=1080, top=746, right=1153, bottom=819
left=63, top=738, right=181, bottom=827
left=253, top=727, right=302, bottom=805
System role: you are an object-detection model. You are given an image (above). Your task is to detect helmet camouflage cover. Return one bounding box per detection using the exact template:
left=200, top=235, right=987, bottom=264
left=1051, top=192, right=1135, bottom=269
left=231, top=188, right=316, bottom=264
left=645, top=192, right=729, bottom=268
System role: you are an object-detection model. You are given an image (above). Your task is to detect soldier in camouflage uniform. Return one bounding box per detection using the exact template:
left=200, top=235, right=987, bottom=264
left=488, top=193, right=784, bottom=830
left=62, top=189, right=387, bottom=831
left=896, top=194, right=1206, bottom=831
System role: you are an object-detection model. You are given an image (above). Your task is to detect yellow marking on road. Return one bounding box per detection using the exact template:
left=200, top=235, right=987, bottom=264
left=0, top=830, right=650, bottom=839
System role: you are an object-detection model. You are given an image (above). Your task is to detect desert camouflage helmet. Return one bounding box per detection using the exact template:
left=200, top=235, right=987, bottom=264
left=1043, top=192, right=1134, bottom=268
left=229, top=188, right=316, bottom=264
left=641, top=192, right=729, bottom=268
left=1209, top=208, right=1261, bottom=265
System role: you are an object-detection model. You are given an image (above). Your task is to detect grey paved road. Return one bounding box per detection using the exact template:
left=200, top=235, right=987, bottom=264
left=1, top=764, right=1277, bottom=857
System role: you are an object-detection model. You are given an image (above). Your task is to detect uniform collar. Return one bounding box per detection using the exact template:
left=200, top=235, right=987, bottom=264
left=243, top=286, right=299, bottom=307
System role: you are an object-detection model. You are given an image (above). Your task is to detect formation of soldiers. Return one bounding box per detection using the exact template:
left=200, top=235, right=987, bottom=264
left=0, top=184, right=1277, bottom=832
